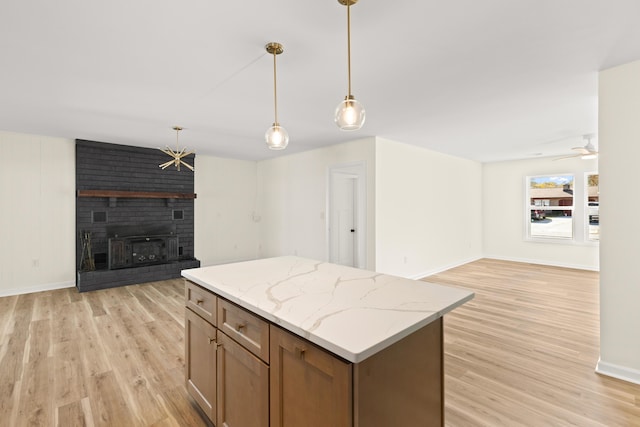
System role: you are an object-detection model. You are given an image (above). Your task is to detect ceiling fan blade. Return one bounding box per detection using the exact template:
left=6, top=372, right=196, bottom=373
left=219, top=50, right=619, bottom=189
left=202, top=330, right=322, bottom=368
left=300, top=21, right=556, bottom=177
left=571, top=147, right=590, bottom=155
left=553, top=154, right=581, bottom=161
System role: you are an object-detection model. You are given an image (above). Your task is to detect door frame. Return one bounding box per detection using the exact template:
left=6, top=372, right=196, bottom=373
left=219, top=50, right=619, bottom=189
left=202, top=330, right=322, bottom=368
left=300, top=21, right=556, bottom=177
left=327, top=161, right=367, bottom=269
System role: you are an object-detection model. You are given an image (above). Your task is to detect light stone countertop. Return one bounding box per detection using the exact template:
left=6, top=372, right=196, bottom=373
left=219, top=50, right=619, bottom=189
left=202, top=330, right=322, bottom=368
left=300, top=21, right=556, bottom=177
left=182, top=256, right=474, bottom=363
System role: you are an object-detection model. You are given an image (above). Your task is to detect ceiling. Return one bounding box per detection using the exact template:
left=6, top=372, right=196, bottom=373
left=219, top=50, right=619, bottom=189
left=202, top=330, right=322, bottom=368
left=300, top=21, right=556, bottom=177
left=2, top=1, right=640, bottom=163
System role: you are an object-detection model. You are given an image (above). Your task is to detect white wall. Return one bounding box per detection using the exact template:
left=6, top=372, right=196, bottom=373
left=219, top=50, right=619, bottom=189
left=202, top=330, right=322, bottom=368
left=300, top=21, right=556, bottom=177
left=194, top=155, right=260, bottom=266
left=0, top=127, right=606, bottom=308
left=256, top=138, right=376, bottom=269
left=0, top=131, right=76, bottom=296
left=483, top=156, right=599, bottom=270
left=597, top=59, right=640, bottom=384
left=375, top=138, right=483, bottom=278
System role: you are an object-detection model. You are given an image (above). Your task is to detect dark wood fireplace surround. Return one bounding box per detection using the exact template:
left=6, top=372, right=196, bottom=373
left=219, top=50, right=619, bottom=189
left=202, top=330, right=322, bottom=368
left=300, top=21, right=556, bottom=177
left=76, top=140, right=200, bottom=292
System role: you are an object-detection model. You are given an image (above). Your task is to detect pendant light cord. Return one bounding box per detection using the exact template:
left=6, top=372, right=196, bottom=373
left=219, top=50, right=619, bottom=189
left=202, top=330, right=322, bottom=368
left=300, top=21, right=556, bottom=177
left=347, top=1, right=352, bottom=97
left=273, top=50, right=279, bottom=124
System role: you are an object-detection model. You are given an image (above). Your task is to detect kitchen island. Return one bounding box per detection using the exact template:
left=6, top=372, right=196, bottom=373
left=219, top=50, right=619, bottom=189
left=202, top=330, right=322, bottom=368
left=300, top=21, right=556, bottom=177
left=182, top=256, right=473, bottom=427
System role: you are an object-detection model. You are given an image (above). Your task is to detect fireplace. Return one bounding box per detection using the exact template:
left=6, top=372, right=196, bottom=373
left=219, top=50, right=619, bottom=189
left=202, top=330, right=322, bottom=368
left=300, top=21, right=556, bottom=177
left=75, top=139, right=200, bottom=292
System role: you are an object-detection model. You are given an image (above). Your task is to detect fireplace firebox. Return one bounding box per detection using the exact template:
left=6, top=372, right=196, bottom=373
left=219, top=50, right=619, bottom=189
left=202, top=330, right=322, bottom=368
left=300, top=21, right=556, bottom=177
left=109, top=235, right=179, bottom=269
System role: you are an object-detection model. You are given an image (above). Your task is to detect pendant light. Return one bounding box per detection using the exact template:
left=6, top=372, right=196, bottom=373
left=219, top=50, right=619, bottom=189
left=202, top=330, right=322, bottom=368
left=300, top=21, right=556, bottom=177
left=335, top=0, right=365, bottom=131
left=159, top=126, right=194, bottom=171
left=265, top=42, right=289, bottom=150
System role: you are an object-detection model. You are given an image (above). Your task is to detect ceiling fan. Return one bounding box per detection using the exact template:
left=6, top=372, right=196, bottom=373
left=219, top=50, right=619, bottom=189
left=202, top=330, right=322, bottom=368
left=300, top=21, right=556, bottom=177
left=554, top=134, right=598, bottom=160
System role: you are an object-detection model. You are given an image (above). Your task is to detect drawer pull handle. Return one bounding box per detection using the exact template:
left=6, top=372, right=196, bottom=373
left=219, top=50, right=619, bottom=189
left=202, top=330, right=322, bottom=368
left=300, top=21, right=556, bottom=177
left=236, top=323, right=245, bottom=331
left=196, top=298, right=204, bottom=305
left=295, top=346, right=306, bottom=360
left=208, top=339, right=223, bottom=350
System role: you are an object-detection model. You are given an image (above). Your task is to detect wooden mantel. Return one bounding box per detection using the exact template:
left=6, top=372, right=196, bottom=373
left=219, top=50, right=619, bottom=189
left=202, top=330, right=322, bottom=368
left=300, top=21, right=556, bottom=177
left=77, top=190, right=197, bottom=199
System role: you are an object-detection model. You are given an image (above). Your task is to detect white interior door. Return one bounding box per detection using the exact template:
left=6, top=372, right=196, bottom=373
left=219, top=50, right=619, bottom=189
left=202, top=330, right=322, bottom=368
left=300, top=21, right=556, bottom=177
left=329, top=172, right=357, bottom=267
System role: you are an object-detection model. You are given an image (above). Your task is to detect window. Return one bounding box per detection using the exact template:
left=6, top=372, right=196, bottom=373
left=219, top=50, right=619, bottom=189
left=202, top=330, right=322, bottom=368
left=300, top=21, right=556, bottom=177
left=586, top=173, right=599, bottom=241
left=527, top=175, right=574, bottom=239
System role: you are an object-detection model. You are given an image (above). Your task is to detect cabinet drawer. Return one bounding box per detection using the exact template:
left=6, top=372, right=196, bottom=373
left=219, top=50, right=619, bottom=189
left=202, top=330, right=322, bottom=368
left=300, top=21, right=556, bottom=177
left=218, top=299, right=269, bottom=363
left=185, top=281, right=217, bottom=326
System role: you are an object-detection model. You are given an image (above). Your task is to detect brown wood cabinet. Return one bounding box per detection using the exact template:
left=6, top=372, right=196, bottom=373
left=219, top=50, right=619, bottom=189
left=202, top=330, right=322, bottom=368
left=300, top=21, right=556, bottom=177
left=353, top=319, right=444, bottom=426
left=185, top=280, right=444, bottom=427
left=186, top=282, right=270, bottom=427
left=185, top=307, right=217, bottom=422
left=186, top=280, right=217, bottom=324
left=217, top=332, right=269, bottom=427
left=218, top=298, right=269, bottom=362
left=270, top=325, right=352, bottom=427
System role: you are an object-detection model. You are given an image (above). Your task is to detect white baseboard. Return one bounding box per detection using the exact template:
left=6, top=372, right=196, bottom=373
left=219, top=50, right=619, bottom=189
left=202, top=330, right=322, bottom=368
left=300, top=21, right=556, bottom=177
left=411, top=256, right=483, bottom=280
left=0, top=280, right=75, bottom=297
left=482, top=254, right=599, bottom=272
left=595, top=358, right=640, bottom=385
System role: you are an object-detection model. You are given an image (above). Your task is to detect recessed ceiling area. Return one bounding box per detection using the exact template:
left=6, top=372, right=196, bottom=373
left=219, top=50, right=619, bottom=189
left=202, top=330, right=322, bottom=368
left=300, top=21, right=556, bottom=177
left=2, top=1, right=640, bottom=162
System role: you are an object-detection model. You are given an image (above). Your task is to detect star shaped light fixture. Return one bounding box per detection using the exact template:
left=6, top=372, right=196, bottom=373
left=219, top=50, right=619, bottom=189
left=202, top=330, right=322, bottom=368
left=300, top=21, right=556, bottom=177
left=159, top=126, right=194, bottom=172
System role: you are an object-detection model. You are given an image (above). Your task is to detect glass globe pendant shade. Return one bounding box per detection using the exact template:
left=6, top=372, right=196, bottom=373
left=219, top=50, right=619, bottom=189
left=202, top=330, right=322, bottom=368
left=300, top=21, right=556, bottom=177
left=265, top=123, right=289, bottom=150
left=334, top=95, right=365, bottom=131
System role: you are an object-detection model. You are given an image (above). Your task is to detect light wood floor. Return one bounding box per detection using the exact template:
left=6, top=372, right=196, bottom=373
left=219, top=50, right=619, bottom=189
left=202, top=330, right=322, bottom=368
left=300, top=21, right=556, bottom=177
left=0, top=259, right=638, bottom=426
left=0, top=279, right=209, bottom=427
left=427, top=258, right=640, bottom=427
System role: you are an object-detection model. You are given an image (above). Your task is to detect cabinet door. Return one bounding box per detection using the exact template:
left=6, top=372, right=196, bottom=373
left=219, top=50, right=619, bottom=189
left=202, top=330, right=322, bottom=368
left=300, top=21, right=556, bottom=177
left=217, top=332, right=269, bottom=427
left=270, top=326, right=352, bottom=427
left=185, top=308, right=217, bottom=422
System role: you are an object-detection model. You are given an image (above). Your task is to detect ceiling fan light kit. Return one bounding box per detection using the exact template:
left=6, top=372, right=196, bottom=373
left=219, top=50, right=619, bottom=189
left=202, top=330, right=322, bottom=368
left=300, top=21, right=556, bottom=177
left=335, top=0, right=366, bottom=131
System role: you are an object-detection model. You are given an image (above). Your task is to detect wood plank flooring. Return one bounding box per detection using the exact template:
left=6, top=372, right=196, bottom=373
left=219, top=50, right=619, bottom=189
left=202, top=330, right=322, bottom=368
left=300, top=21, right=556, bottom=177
left=426, top=258, right=640, bottom=427
left=0, top=279, right=209, bottom=427
left=0, top=260, right=638, bottom=426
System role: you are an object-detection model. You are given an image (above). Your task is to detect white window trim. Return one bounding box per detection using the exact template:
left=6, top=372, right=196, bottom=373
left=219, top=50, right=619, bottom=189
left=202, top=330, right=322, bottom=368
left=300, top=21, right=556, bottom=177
left=585, top=171, right=600, bottom=243
left=525, top=174, right=575, bottom=242
left=524, top=173, right=599, bottom=246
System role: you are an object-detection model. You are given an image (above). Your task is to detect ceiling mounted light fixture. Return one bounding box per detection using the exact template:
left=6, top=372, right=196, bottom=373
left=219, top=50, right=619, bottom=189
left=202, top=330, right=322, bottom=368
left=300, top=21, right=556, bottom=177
left=335, top=0, right=365, bottom=131
left=159, top=126, right=194, bottom=171
left=265, top=42, right=289, bottom=150
left=553, top=134, right=599, bottom=161
left=580, top=134, right=598, bottom=159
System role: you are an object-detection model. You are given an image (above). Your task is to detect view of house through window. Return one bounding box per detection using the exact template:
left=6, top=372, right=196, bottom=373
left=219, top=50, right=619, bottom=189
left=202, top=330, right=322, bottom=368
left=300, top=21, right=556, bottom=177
left=528, top=175, right=574, bottom=239
left=587, top=173, right=599, bottom=241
